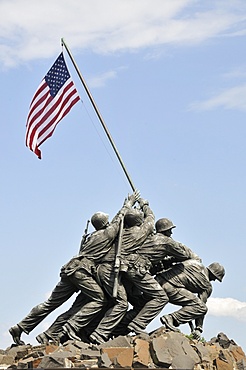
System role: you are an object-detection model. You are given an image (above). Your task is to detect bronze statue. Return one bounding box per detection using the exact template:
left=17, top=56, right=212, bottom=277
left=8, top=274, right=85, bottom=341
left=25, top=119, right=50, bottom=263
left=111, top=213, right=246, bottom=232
left=9, top=202, right=225, bottom=346
left=9, top=191, right=140, bottom=345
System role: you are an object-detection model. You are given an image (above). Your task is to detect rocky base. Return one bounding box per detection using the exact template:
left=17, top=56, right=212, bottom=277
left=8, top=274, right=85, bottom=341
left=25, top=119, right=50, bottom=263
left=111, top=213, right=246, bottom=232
left=1, top=327, right=245, bottom=369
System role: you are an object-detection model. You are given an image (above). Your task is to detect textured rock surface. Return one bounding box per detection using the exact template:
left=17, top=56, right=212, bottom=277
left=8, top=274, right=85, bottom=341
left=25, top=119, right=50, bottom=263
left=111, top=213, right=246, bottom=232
left=1, top=328, right=245, bottom=369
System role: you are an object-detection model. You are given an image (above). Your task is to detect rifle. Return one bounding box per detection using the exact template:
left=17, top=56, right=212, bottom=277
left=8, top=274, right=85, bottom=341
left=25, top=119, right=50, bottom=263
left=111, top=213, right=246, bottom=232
left=112, top=217, right=124, bottom=298
left=79, top=219, right=90, bottom=253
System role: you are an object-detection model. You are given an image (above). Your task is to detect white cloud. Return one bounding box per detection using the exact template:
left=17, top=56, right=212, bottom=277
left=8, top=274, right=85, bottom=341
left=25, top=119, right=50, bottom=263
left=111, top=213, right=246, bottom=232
left=207, top=297, right=246, bottom=321
left=189, top=84, right=246, bottom=111
left=88, top=70, right=117, bottom=88
left=0, top=0, right=246, bottom=67
left=223, top=67, right=246, bottom=80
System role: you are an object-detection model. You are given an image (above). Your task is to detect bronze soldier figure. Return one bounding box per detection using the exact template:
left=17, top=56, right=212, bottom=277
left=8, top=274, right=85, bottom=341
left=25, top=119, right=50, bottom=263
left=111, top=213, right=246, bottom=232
left=112, top=217, right=200, bottom=336
left=56, top=197, right=154, bottom=345
left=157, top=259, right=225, bottom=340
left=9, top=191, right=140, bottom=345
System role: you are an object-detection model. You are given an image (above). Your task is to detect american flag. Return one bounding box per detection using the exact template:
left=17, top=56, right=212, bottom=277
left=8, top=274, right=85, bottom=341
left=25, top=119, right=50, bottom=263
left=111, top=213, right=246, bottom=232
left=25, top=52, right=80, bottom=159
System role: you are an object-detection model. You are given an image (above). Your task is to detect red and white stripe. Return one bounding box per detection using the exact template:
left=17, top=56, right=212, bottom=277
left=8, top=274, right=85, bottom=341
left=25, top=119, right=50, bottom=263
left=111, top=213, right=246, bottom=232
left=25, top=77, right=80, bottom=159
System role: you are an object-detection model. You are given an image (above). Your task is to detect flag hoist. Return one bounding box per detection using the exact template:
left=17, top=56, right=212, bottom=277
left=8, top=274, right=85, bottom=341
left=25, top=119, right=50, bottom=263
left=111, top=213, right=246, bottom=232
left=61, top=38, right=136, bottom=192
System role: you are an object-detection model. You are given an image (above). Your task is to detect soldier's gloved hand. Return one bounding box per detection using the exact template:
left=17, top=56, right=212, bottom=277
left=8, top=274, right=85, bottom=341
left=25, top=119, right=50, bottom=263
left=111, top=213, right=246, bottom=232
left=125, top=190, right=141, bottom=207
left=138, top=198, right=149, bottom=208
left=191, top=328, right=203, bottom=340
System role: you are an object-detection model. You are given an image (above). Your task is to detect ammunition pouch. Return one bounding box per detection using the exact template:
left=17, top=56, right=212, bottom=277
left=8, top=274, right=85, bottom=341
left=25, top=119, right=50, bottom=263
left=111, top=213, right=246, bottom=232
left=60, top=256, right=96, bottom=277
left=124, top=254, right=152, bottom=277
left=119, top=259, right=130, bottom=272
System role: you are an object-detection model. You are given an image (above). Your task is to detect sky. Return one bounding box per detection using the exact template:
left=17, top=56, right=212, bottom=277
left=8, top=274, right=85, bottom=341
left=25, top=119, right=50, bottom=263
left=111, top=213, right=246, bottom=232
left=1, top=0, right=246, bottom=351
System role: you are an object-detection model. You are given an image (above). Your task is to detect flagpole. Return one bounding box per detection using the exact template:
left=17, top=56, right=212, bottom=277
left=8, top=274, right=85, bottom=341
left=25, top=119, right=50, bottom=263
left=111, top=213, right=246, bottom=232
left=61, top=38, right=136, bottom=192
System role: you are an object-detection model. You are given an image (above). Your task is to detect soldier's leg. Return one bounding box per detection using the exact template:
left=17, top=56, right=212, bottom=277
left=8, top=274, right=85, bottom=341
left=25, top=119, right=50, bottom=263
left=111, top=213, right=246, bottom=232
left=126, top=270, right=168, bottom=333
left=122, top=274, right=144, bottom=307
left=36, top=292, right=89, bottom=343
left=9, top=277, right=76, bottom=345
left=89, top=263, right=128, bottom=344
left=160, top=281, right=207, bottom=327
left=61, top=269, right=107, bottom=340
left=112, top=274, right=149, bottom=337
left=81, top=301, right=114, bottom=339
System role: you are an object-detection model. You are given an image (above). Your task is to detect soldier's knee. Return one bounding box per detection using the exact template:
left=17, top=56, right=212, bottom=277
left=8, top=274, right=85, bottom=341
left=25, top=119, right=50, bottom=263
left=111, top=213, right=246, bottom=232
left=155, top=288, right=168, bottom=302
left=122, top=298, right=128, bottom=310
left=197, top=301, right=208, bottom=315
left=202, top=302, right=208, bottom=315
left=95, top=290, right=105, bottom=301
left=116, top=297, right=128, bottom=312
left=31, top=302, right=50, bottom=313
left=31, top=304, right=43, bottom=313
left=159, top=292, right=169, bottom=306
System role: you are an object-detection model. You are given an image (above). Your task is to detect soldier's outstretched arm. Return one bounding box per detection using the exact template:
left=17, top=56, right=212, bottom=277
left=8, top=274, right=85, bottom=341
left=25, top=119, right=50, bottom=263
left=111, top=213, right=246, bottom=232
left=137, top=198, right=155, bottom=223
left=192, top=314, right=206, bottom=340
left=107, top=190, right=141, bottom=238
left=125, top=189, right=141, bottom=207
left=164, top=239, right=202, bottom=263
left=191, top=289, right=211, bottom=339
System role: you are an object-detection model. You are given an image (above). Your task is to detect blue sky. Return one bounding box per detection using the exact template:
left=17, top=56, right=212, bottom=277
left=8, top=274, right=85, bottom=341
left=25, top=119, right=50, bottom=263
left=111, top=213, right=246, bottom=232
left=1, top=0, right=246, bottom=350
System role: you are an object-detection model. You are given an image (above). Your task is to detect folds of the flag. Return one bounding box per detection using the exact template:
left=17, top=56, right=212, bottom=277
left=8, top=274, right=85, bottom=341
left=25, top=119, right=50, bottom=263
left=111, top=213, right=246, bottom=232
left=25, top=52, right=80, bottom=159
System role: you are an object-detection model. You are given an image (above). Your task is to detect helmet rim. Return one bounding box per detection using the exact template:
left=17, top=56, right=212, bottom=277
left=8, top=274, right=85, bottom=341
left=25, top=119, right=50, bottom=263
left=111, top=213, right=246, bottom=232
left=207, top=262, right=225, bottom=282
left=155, top=218, right=176, bottom=232
left=91, top=211, right=109, bottom=230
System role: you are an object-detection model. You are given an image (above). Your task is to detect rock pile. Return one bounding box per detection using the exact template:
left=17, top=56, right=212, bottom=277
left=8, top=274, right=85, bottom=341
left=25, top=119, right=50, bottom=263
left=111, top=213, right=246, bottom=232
left=1, top=327, right=245, bottom=369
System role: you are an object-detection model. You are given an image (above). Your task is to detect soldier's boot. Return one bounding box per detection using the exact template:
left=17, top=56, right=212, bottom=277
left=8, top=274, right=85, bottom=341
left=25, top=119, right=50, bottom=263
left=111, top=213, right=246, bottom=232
left=111, top=325, right=130, bottom=338
left=9, top=325, right=25, bottom=346
left=89, top=332, right=106, bottom=345
left=160, top=314, right=180, bottom=332
left=62, top=323, right=81, bottom=342
left=57, top=332, right=69, bottom=344
left=36, top=332, right=51, bottom=344
left=127, top=322, right=147, bottom=335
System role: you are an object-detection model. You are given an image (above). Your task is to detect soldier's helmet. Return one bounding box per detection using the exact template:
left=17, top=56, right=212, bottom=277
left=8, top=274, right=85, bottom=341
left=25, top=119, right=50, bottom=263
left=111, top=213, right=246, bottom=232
left=155, top=218, right=176, bottom=233
left=207, top=262, right=225, bottom=282
left=91, top=212, right=109, bottom=231
left=124, top=209, right=144, bottom=227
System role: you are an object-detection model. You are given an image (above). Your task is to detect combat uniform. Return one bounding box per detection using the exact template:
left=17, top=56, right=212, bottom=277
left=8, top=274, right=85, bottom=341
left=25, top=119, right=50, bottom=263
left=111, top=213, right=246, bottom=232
left=156, top=259, right=212, bottom=329
left=115, top=233, right=200, bottom=334
left=10, top=197, right=135, bottom=344
left=88, top=202, right=156, bottom=343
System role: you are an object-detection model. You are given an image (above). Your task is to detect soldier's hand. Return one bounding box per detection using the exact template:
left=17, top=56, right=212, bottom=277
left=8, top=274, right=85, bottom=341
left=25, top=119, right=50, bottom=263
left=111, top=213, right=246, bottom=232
left=138, top=198, right=149, bottom=208
left=127, top=190, right=141, bottom=206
